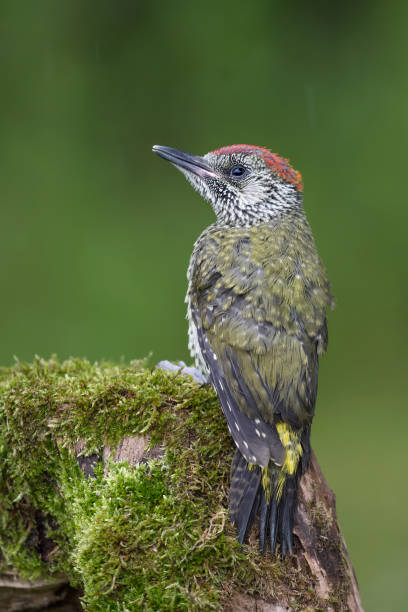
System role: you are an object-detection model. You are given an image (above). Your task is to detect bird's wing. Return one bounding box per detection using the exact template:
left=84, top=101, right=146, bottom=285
left=190, top=300, right=318, bottom=467
left=192, top=310, right=285, bottom=467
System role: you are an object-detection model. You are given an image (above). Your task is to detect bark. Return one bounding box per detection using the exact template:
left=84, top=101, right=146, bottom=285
left=225, top=451, right=363, bottom=611
left=0, top=576, right=80, bottom=612
left=2, top=436, right=363, bottom=611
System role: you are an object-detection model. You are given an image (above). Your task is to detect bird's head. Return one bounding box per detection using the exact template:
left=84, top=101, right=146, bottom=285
left=153, top=144, right=304, bottom=226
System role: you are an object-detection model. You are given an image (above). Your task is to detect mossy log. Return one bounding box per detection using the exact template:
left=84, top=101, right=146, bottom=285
left=0, top=358, right=363, bottom=611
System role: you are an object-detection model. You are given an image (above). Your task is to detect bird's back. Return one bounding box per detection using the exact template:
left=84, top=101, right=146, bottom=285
left=187, top=215, right=333, bottom=432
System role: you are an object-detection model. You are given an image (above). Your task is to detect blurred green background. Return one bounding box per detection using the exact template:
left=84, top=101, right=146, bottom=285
left=1, top=1, right=407, bottom=608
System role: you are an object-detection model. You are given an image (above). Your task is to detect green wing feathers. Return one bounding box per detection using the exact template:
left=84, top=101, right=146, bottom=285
left=188, top=216, right=333, bottom=429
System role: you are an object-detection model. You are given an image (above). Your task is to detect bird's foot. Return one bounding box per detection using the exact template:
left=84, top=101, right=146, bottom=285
left=155, top=360, right=209, bottom=384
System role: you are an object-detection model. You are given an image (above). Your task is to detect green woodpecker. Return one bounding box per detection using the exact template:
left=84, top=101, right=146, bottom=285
left=153, top=144, right=334, bottom=555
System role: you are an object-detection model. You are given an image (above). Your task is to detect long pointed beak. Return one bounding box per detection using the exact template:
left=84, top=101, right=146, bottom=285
left=152, top=145, right=218, bottom=179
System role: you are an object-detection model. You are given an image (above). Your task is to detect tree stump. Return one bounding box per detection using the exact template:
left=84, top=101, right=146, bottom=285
left=0, top=358, right=363, bottom=611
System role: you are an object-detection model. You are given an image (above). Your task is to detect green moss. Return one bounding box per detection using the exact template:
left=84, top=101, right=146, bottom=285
left=0, top=357, right=323, bottom=610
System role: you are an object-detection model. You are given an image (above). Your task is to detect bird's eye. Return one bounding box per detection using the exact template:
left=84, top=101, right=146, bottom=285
left=230, top=165, right=247, bottom=178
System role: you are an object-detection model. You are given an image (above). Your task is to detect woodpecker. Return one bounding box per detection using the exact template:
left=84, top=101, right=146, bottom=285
left=152, top=144, right=334, bottom=555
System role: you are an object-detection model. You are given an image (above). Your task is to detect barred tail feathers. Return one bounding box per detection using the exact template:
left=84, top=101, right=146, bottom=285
left=229, top=450, right=262, bottom=544
left=230, top=423, right=303, bottom=555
